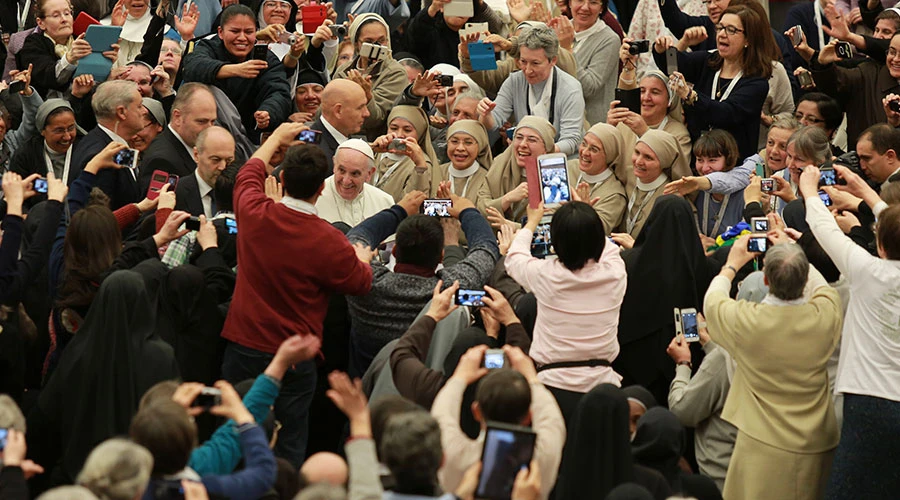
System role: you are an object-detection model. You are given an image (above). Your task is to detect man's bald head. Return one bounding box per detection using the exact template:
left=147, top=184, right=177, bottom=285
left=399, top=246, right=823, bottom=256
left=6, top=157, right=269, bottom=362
left=320, top=79, right=370, bottom=136
left=300, top=452, right=348, bottom=486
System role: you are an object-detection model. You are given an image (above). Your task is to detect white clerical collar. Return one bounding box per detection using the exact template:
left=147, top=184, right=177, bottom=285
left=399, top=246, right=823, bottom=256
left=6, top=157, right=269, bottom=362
left=169, top=125, right=196, bottom=160
left=580, top=168, right=613, bottom=184
left=762, top=294, right=807, bottom=306
left=281, top=195, right=318, bottom=215
left=636, top=175, right=667, bottom=192
left=321, top=116, right=349, bottom=144
left=449, top=162, right=480, bottom=178
left=98, top=123, right=129, bottom=145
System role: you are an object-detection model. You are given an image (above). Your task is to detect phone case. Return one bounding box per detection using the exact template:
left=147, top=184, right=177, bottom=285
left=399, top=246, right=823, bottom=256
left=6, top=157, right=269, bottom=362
left=615, top=88, right=641, bottom=114
left=73, top=11, right=100, bottom=38
left=302, top=5, right=328, bottom=34
left=444, top=0, right=475, bottom=17
left=673, top=307, right=684, bottom=336
left=665, top=47, right=678, bottom=75
left=523, top=156, right=542, bottom=210
left=537, top=153, right=569, bottom=206
left=468, top=42, right=497, bottom=71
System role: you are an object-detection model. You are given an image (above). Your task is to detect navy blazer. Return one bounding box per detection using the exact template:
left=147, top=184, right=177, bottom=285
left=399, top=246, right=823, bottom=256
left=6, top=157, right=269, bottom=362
left=69, top=127, right=141, bottom=210
left=174, top=171, right=205, bottom=217
left=309, top=117, right=341, bottom=170
left=138, top=128, right=197, bottom=195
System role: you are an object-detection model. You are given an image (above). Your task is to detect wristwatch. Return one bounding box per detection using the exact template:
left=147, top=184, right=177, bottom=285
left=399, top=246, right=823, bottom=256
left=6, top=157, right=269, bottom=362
left=682, top=89, right=698, bottom=106
left=676, top=360, right=693, bottom=370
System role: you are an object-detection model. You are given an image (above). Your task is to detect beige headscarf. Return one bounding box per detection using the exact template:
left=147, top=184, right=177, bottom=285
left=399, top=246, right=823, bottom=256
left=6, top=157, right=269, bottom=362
left=639, top=69, right=684, bottom=124
left=446, top=120, right=493, bottom=169
left=486, top=116, right=556, bottom=219
left=584, top=122, right=624, bottom=169
left=349, top=13, right=392, bottom=52
left=636, top=129, right=680, bottom=176
left=387, top=106, right=438, bottom=167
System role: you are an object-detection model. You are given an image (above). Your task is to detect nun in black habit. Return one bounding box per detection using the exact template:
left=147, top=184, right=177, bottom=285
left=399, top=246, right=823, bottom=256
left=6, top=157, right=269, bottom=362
left=26, top=270, right=179, bottom=487
left=614, top=195, right=721, bottom=406
left=556, top=384, right=672, bottom=500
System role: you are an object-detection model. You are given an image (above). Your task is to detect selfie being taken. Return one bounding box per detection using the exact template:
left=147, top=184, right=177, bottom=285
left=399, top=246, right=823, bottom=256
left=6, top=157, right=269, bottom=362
left=0, top=0, right=899, bottom=499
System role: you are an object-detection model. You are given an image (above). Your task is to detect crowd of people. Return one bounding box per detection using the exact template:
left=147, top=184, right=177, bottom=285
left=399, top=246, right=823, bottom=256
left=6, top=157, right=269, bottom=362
left=0, top=0, right=898, bottom=498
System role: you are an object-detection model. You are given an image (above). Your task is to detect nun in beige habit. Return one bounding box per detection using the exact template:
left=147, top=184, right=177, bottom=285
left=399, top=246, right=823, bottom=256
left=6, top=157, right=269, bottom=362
left=481, top=116, right=556, bottom=223
left=617, top=129, right=680, bottom=238
left=431, top=120, right=493, bottom=208
left=370, top=106, right=438, bottom=202
left=566, top=123, right=628, bottom=235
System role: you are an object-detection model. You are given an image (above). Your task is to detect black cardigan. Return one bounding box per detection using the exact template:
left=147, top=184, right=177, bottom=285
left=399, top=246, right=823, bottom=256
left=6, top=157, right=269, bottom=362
left=16, top=33, right=70, bottom=98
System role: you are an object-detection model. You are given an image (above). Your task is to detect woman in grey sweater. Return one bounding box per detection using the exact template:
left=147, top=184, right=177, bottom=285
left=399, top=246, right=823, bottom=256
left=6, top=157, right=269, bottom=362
left=565, top=0, right=621, bottom=125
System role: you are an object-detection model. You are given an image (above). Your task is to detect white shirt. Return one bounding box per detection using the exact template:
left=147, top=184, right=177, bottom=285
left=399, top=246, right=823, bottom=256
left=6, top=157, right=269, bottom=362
left=806, top=193, right=900, bottom=402
left=98, top=123, right=129, bottom=145
left=315, top=177, right=394, bottom=227
left=170, top=125, right=197, bottom=160
left=281, top=195, right=318, bottom=215
left=320, top=116, right=349, bottom=144
left=195, top=169, right=214, bottom=219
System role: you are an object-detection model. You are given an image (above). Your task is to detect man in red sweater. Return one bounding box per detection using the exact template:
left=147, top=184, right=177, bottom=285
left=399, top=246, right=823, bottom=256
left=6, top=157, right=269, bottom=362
left=221, top=121, right=373, bottom=468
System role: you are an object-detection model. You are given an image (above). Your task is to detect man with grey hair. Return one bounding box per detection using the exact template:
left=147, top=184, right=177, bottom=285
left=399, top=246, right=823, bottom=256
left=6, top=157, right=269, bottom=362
left=315, top=139, right=394, bottom=227
left=703, top=231, right=843, bottom=499
left=476, top=25, right=585, bottom=155
left=70, top=80, right=146, bottom=209
left=381, top=412, right=446, bottom=496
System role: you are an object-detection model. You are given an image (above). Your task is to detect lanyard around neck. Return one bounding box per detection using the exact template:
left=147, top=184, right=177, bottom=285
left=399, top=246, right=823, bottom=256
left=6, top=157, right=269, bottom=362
left=525, top=67, right=558, bottom=124
left=710, top=70, right=742, bottom=102
left=43, top=145, right=73, bottom=184
left=701, top=192, right=730, bottom=236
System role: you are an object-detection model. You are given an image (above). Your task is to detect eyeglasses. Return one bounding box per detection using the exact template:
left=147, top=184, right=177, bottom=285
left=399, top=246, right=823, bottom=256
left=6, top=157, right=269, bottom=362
left=714, top=23, right=744, bottom=35
left=794, top=112, right=825, bottom=124
left=43, top=9, right=73, bottom=20
left=263, top=0, right=291, bottom=8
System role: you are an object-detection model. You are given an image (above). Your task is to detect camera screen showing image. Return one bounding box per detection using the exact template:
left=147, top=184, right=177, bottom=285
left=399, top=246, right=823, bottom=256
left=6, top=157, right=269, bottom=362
left=422, top=199, right=451, bottom=217
left=628, top=39, right=649, bottom=55
left=483, top=349, right=505, bottom=369
left=818, top=189, right=833, bottom=207
left=0, top=428, right=7, bottom=451
left=836, top=41, right=853, bottom=59
left=34, top=178, right=48, bottom=194
left=225, top=218, right=237, bottom=235
left=455, top=289, right=486, bottom=307
left=114, top=148, right=137, bottom=168
left=748, top=236, right=768, bottom=253
left=389, top=138, right=407, bottom=151
left=760, top=178, right=774, bottom=192
left=476, top=424, right=537, bottom=500
left=297, top=129, right=321, bottom=144
left=798, top=71, right=814, bottom=87
left=819, top=167, right=838, bottom=187
left=681, top=310, right=699, bottom=341
left=435, top=74, right=454, bottom=87
left=539, top=158, right=570, bottom=205
left=752, top=217, right=768, bottom=232
left=191, top=387, right=222, bottom=409
left=531, top=222, right=554, bottom=258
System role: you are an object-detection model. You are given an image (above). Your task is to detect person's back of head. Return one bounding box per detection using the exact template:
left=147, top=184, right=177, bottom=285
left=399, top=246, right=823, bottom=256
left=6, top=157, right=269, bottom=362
left=76, top=438, right=154, bottom=500
left=281, top=144, right=330, bottom=201
left=877, top=204, right=900, bottom=260
left=379, top=412, right=442, bottom=494
left=138, top=380, right=180, bottom=410
left=763, top=243, right=809, bottom=301
left=129, top=400, right=197, bottom=477
left=59, top=205, right=122, bottom=309
left=551, top=201, right=605, bottom=272
left=474, top=369, right=531, bottom=425
left=0, top=394, right=26, bottom=432
left=394, top=215, right=444, bottom=270
left=37, top=486, right=100, bottom=500
left=370, top=395, right=424, bottom=460
left=300, top=452, right=348, bottom=486
left=92, top=80, right=139, bottom=121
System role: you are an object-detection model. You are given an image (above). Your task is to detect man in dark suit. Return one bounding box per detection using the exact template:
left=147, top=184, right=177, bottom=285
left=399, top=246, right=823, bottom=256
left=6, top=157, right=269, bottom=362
left=311, top=79, right=369, bottom=170
left=175, top=126, right=235, bottom=218
left=138, top=83, right=217, bottom=194
left=69, top=80, right=146, bottom=209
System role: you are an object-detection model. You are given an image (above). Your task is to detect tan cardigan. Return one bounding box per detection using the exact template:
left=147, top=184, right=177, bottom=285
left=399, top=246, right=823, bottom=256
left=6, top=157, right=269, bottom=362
left=565, top=160, right=627, bottom=235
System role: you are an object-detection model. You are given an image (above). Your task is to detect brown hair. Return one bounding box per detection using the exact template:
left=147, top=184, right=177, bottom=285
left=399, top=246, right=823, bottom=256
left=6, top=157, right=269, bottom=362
left=877, top=204, right=900, bottom=260
left=35, top=0, right=73, bottom=19
left=692, top=129, right=739, bottom=171
left=129, top=400, right=197, bottom=476
left=57, top=205, right=121, bottom=309
left=709, top=2, right=778, bottom=79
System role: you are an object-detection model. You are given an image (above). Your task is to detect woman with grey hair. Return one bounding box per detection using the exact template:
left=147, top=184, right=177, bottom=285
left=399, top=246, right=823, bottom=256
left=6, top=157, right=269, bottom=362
left=477, top=25, right=587, bottom=156
left=76, top=439, right=153, bottom=500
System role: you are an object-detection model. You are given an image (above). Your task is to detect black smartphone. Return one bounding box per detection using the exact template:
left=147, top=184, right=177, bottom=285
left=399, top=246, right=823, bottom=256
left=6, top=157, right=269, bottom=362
left=253, top=43, right=269, bottom=61
left=531, top=215, right=554, bottom=258
left=890, top=100, right=900, bottom=113
left=422, top=198, right=452, bottom=217
left=33, top=178, right=48, bottom=193
left=476, top=423, right=537, bottom=500
left=506, top=127, right=515, bottom=141
left=455, top=288, right=486, bottom=307
left=191, top=387, right=222, bottom=408
left=185, top=216, right=202, bottom=231
left=615, top=88, right=640, bottom=114
left=7, top=80, right=25, bottom=93
left=434, top=74, right=454, bottom=87
left=836, top=41, right=853, bottom=59
left=298, top=129, right=322, bottom=144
